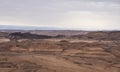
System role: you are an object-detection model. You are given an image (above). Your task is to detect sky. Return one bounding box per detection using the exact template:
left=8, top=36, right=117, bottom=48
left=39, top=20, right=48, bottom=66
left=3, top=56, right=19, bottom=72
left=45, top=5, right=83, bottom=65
left=0, top=0, right=120, bottom=30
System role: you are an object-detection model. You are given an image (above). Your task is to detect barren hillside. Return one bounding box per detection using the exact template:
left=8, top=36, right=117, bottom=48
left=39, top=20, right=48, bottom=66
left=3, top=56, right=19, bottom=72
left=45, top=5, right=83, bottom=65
left=0, top=31, right=120, bottom=72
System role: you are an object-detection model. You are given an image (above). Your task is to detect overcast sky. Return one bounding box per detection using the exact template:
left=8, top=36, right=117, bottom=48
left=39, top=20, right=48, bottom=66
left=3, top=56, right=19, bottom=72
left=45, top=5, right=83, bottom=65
left=0, top=0, right=120, bottom=30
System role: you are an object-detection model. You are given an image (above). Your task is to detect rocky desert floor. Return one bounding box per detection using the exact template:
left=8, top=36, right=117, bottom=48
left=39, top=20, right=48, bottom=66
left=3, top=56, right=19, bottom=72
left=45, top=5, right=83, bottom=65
left=0, top=38, right=120, bottom=72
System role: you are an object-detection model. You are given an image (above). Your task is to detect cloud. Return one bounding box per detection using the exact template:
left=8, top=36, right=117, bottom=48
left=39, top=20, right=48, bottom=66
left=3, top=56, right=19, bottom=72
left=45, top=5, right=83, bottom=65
left=55, top=11, right=120, bottom=30
left=0, top=0, right=120, bottom=30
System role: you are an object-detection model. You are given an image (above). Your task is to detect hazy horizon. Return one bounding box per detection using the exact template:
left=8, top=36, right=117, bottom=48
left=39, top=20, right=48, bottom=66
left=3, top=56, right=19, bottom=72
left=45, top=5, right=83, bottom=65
left=0, top=0, right=120, bottom=30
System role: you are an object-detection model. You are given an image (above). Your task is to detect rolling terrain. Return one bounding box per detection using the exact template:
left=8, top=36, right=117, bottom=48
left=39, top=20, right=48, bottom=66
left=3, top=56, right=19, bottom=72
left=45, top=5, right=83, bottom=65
left=0, top=30, right=120, bottom=72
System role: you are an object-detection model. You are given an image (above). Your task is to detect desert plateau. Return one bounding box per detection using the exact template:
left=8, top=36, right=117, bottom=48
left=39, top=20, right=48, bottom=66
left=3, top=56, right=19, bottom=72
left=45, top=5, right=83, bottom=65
left=0, top=30, right=120, bottom=72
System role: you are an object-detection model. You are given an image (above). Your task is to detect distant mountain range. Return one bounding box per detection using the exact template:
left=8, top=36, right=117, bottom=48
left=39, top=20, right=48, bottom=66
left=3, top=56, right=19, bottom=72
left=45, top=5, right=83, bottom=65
left=0, top=25, right=61, bottom=30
